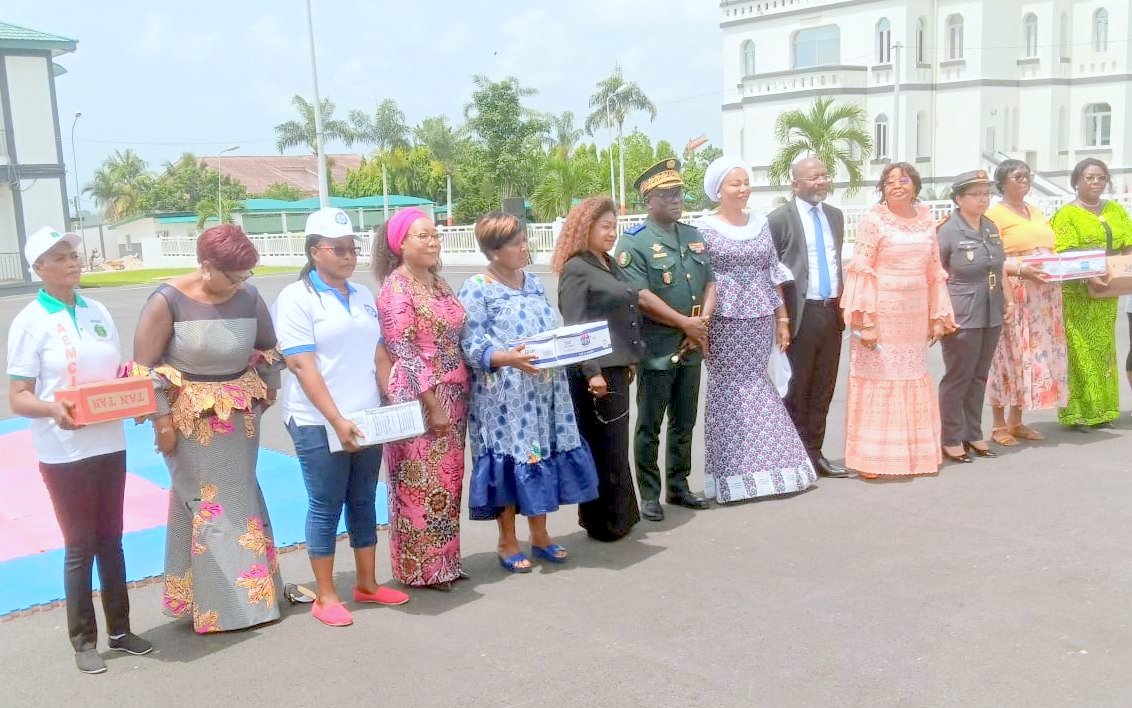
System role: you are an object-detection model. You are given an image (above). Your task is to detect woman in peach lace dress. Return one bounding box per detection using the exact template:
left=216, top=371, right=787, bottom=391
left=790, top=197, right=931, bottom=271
left=842, top=163, right=956, bottom=478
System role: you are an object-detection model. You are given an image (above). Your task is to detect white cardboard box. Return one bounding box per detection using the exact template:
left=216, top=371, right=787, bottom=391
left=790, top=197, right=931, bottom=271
left=511, top=321, right=612, bottom=369
left=326, top=401, right=426, bottom=453
left=1021, top=249, right=1107, bottom=282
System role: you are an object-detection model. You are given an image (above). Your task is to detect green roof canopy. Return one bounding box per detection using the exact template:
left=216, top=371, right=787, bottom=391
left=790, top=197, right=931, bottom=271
left=242, top=195, right=433, bottom=212
left=0, top=22, right=77, bottom=56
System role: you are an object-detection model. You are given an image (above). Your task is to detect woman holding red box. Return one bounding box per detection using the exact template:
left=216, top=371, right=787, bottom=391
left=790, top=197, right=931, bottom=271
left=7, top=227, right=152, bottom=674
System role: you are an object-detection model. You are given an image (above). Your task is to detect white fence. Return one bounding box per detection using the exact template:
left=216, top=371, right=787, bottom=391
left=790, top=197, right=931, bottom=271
left=154, top=196, right=1132, bottom=268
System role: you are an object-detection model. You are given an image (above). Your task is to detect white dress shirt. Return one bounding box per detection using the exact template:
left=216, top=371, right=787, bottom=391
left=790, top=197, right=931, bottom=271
left=794, top=198, right=840, bottom=299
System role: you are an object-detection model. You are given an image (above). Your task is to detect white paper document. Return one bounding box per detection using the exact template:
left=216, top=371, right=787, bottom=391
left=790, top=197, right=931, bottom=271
left=510, top=321, right=612, bottom=369
left=326, top=401, right=426, bottom=453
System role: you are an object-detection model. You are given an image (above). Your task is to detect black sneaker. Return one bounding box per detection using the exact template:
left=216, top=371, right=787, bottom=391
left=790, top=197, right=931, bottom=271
left=108, top=633, right=153, bottom=656
left=75, top=649, right=107, bottom=674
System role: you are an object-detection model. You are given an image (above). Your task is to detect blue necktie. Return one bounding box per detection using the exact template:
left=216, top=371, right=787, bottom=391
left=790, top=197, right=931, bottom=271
left=811, top=205, right=832, bottom=299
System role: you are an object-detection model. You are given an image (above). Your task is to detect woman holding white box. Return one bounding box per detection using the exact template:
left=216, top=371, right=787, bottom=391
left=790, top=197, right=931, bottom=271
left=458, top=212, right=598, bottom=572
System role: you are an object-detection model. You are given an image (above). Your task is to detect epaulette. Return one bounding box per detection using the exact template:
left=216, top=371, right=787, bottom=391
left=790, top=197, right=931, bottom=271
left=624, top=224, right=645, bottom=236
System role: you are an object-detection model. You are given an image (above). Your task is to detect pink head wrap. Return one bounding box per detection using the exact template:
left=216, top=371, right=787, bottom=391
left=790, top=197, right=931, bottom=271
left=385, top=208, right=429, bottom=256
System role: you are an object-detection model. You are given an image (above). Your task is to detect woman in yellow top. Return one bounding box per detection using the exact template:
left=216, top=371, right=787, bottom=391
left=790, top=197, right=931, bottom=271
left=984, top=160, right=1068, bottom=445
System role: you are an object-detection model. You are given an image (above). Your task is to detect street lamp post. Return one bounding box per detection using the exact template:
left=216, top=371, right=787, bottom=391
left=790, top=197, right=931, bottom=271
left=605, top=96, right=617, bottom=205
left=69, top=112, right=88, bottom=263
left=611, top=84, right=631, bottom=216
left=304, top=0, right=329, bottom=207
left=605, top=84, right=631, bottom=211
left=217, top=145, right=240, bottom=224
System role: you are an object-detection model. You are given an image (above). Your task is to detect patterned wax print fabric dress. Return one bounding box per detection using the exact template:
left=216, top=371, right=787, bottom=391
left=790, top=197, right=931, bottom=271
left=841, top=205, right=955, bottom=476
left=457, top=272, right=598, bottom=520
left=693, top=214, right=816, bottom=502
left=984, top=203, right=1068, bottom=412
left=133, top=284, right=284, bottom=634
left=1050, top=202, right=1132, bottom=426
left=377, top=269, right=470, bottom=587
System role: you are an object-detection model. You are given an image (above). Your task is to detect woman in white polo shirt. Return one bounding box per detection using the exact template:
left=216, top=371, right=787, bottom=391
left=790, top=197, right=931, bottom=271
left=7, top=227, right=152, bottom=674
left=273, top=207, right=409, bottom=628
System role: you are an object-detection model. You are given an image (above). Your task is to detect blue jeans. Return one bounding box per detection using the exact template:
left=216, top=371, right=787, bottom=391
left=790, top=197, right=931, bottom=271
left=286, top=421, right=382, bottom=558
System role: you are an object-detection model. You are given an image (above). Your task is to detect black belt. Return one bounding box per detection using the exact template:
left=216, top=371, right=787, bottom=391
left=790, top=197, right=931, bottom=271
left=805, top=297, right=840, bottom=308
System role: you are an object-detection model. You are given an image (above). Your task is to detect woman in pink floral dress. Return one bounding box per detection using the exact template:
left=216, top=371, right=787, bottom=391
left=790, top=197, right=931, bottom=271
left=373, top=209, right=469, bottom=591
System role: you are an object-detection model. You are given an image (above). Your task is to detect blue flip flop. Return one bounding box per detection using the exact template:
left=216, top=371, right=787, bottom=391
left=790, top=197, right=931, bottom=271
left=531, top=544, right=569, bottom=564
left=498, top=552, right=533, bottom=573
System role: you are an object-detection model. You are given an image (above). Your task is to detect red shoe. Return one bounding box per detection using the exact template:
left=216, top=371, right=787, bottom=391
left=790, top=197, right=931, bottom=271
left=311, top=600, right=353, bottom=626
left=353, top=585, right=410, bottom=606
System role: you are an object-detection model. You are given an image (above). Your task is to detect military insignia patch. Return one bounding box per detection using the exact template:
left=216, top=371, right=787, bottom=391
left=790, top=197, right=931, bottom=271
left=618, top=251, right=631, bottom=267
left=662, top=271, right=672, bottom=285
left=688, top=242, right=705, bottom=254
left=650, top=243, right=664, bottom=252
left=93, top=323, right=107, bottom=338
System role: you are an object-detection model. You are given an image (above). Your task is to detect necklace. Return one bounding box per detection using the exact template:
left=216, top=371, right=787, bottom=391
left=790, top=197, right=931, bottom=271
left=487, top=264, right=524, bottom=290
left=400, top=265, right=435, bottom=290
left=1078, top=197, right=1102, bottom=209
left=1004, top=200, right=1030, bottom=219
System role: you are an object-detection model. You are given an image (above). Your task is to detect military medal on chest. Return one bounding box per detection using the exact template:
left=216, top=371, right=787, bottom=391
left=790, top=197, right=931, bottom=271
left=662, top=271, right=673, bottom=285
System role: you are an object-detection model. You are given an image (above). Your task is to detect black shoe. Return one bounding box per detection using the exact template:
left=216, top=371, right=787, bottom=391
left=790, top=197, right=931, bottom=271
left=814, top=457, right=849, bottom=477
left=942, top=447, right=973, bottom=464
left=108, top=633, right=153, bottom=656
left=963, top=442, right=997, bottom=458
left=666, top=491, right=709, bottom=510
left=75, top=649, right=107, bottom=674
left=641, top=500, right=665, bottom=521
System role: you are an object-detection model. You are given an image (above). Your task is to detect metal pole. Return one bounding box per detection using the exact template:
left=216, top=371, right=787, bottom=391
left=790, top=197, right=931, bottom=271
left=892, top=42, right=903, bottom=162
left=606, top=97, right=616, bottom=205
left=382, top=162, right=389, bottom=219
left=617, top=120, right=626, bottom=216
left=69, top=113, right=87, bottom=263
left=446, top=173, right=453, bottom=227
left=217, top=145, right=239, bottom=224
left=305, top=0, right=329, bottom=207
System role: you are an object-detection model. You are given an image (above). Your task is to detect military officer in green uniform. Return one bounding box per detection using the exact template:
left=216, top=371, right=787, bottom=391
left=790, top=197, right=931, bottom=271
left=615, top=159, right=717, bottom=521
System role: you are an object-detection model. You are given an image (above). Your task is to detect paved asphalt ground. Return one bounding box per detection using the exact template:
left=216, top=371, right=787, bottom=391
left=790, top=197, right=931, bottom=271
left=1, top=268, right=1131, bottom=707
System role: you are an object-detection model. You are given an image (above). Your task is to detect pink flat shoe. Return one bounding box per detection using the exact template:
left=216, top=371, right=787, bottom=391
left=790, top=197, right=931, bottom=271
left=311, top=600, right=353, bottom=627
left=353, top=586, right=410, bottom=606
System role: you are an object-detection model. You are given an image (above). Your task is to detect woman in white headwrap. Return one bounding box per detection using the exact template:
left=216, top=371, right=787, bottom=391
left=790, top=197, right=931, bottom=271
left=692, top=157, right=816, bottom=503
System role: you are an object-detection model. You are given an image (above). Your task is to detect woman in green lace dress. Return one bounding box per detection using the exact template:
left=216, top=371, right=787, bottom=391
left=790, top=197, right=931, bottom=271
left=1050, top=159, right=1132, bottom=428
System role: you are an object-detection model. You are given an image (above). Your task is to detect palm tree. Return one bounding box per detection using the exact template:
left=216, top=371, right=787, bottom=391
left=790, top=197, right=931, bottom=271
left=767, top=97, right=873, bottom=195
left=584, top=67, right=657, bottom=210
left=194, top=196, right=241, bottom=229
left=84, top=149, right=150, bottom=221
left=349, top=98, right=410, bottom=151
left=274, top=95, right=354, bottom=154
left=414, top=115, right=463, bottom=170
left=544, top=111, right=585, bottom=158
left=531, top=155, right=599, bottom=221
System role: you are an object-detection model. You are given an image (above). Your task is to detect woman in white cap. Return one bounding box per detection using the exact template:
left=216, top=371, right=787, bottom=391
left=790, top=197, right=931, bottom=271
left=133, top=224, right=285, bottom=634
left=7, top=227, right=152, bottom=673
left=691, top=157, right=816, bottom=503
left=272, top=207, right=408, bottom=627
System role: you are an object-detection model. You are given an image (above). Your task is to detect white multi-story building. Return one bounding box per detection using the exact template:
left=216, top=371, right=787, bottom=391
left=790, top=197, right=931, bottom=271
left=721, top=0, right=1130, bottom=206
left=0, top=22, right=76, bottom=283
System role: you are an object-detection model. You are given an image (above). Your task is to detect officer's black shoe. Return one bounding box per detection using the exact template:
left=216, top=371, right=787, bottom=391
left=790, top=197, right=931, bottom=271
left=666, top=491, right=709, bottom=510
left=815, top=457, right=849, bottom=478
left=640, top=500, right=665, bottom=521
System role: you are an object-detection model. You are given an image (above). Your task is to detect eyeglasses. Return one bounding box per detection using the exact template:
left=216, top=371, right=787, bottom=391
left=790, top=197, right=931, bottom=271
left=883, top=177, right=913, bottom=188
left=315, top=245, right=362, bottom=257
left=1081, top=175, right=1109, bottom=184
left=798, top=175, right=831, bottom=184
left=650, top=189, right=684, bottom=203
left=962, top=191, right=994, bottom=199
left=407, top=232, right=442, bottom=243
left=592, top=389, right=629, bottom=425
left=223, top=270, right=254, bottom=285
left=1009, top=173, right=1032, bottom=182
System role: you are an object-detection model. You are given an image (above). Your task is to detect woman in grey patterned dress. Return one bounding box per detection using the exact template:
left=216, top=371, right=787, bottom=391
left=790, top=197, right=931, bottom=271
left=133, top=226, right=284, bottom=633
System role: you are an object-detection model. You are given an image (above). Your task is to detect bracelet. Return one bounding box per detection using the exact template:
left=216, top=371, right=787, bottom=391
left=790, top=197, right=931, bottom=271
left=777, top=317, right=790, bottom=323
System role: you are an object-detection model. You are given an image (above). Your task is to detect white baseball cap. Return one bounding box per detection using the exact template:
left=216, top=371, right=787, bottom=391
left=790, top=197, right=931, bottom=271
left=304, top=207, right=357, bottom=239
left=25, top=226, right=82, bottom=268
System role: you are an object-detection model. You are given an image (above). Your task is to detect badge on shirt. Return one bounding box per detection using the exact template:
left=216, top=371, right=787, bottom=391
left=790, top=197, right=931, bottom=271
left=619, top=251, right=631, bottom=267
left=364, top=304, right=377, bottom=318
left=688, top=242, right=705, bottom=254
left=650, top=244, right=665, bottom=253
left=662, top=271, right=673, bottom=285
left=966, top=250, right=975, bottom=262
left=652, top=252, right=669, bottom=259
left=93, top=323, right=108, bottom=338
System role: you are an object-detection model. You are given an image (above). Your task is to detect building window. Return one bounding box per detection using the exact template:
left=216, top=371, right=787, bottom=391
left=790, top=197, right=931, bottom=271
left=986, top=127, right=996, bottom=153
left=1023, top=14, right=1038, bottom=58
left=1059, top=12, right=1070, bottom=59
left=1093, top=8, right=1109, bottom=52
left=875, top=114, right=890, bottom=159
left=946, top=14, right=964, bottom=60
left=793, top=25, right=840, bottom=69
left=877, top=18, right=892, bottom=63
left=741, top=40, right=756, bottom=77
left=1084, top=103, right=1112, bottom=147
left=1057, top=106, right=1067, bottom=151
left=915, top=111, right=929, bottom=158
left=916, top=18, right=927, bottom=63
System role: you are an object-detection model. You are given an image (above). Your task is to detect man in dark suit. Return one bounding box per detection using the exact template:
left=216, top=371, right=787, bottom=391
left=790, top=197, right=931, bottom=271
left=767, top=157, right=848, bottom=478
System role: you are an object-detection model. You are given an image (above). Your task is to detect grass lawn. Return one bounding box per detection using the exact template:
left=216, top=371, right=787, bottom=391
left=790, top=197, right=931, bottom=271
left=80, top=266, right=300, bottom=288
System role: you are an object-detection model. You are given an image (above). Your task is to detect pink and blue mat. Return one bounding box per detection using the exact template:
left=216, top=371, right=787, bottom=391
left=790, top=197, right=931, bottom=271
left=0, top=418, right=387, bottom=616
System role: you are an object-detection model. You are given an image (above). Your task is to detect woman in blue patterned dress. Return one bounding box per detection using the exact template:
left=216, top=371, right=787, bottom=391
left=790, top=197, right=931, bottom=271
left=693, top=157, right=816, bottom=503
left=457, top=212, right=599, bottom=572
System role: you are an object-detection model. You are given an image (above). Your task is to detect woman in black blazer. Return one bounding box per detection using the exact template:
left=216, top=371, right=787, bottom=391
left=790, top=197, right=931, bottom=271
left=552, top=197, right=646, bottom=541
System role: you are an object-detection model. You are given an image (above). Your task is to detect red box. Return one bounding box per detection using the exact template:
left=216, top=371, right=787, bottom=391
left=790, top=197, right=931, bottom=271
left=54, top=378, right=157, bottom=425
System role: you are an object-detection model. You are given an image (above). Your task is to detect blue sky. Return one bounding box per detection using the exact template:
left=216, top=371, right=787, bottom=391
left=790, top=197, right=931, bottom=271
left=9, top=1, right=720, bottom=211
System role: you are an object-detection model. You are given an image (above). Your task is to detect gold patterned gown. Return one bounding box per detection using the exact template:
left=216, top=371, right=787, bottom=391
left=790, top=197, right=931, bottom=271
left=134, top=284, right=284, bottom=633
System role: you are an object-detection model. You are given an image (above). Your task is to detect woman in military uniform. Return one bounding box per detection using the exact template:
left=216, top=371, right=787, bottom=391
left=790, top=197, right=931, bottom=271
left=937, top=171, right=1015, bottom=463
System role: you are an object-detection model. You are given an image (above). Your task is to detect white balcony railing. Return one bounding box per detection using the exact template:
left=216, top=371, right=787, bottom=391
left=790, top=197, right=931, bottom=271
left=741, top=67, right=868, bottom=98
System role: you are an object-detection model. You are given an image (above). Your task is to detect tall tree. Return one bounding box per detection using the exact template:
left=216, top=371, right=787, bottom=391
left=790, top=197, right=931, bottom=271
left=349, top=98, right=410, bottom=151
left=462, top=75, right=548, bottom=197
left=544, top=111, right=585, bottom=158
left=84, top=149, right=151, bottom=221
left=584, top=67, right=658, bottom=209
left=194, top=195, right=241, bottom=229
left=274, top=95, right=354, bottom=154
left=414, top=115, right=464, bottom=171
left=531, top=154, right=599, bottom=221
left=767, top=97, right=873, bottom=194
left=137, top=152, right=246, bottom=213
